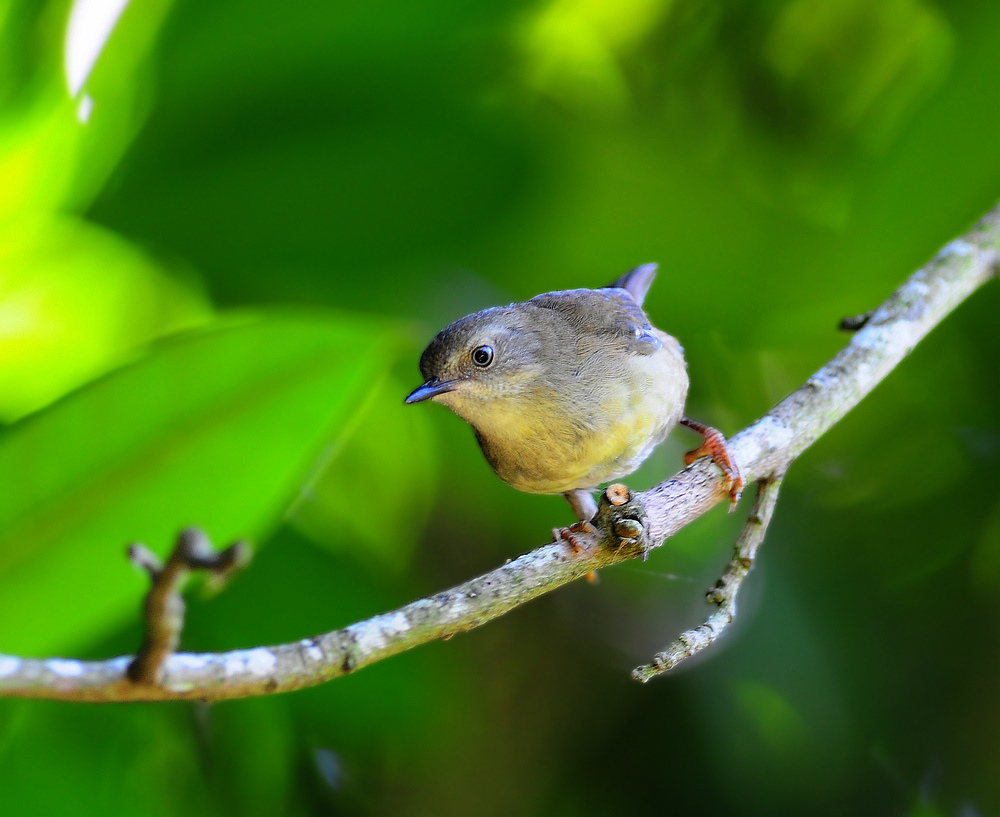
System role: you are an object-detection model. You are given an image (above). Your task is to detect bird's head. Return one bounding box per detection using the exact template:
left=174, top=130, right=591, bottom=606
left=405, top=305, right=553, bottom=420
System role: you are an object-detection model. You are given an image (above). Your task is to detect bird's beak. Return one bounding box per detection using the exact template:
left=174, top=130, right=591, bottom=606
left=405, top=378, right=460, bottom=404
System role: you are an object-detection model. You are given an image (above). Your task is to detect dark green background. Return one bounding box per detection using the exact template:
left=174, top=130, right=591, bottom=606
left=2, top=0, right=999, bottom=814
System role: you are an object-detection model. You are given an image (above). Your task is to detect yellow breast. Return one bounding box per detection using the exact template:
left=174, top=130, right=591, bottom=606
left=466, top=333, right=689, bottom=494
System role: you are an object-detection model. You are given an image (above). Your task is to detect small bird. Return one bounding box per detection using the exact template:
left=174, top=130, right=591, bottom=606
left=405, top=264, right=742, bottom=541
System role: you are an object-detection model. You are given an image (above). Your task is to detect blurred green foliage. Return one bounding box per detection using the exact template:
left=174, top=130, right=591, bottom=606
left=1, top=0, right=999, bottom=814
left=0, top=314, right=404, bottom=653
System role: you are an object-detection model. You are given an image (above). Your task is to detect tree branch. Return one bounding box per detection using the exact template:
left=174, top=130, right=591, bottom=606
left=127, top=529, right=250, bottom=685
left=631, top=475, right=782, bottom=682
left=1, top=204, right=997, bottom=702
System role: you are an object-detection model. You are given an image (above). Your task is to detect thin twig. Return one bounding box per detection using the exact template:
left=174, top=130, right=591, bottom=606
left=632, top=477, right=782, bottom=682
left=127, top=529, right=250, bottom=685
left=0, top=203, right=997, bottom=702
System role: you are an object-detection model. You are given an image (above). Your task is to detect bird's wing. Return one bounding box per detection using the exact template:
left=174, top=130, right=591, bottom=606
left=529, top=286, right=663, bottom=355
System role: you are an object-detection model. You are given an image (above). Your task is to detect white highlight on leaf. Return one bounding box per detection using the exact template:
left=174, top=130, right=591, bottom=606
left=0, top=655, right=21, bottom=677
left=65, top=0, right=132, bottom=97
left=47, top=659, right=85, bottom=677
left=77, top=94, right=94, bottom=123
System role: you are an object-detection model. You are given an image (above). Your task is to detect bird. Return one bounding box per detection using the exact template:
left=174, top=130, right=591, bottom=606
left=405, top=264, right=742, bottom=544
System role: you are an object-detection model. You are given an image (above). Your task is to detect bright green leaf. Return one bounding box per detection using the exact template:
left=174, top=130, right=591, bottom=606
left=0, top=217, right=211, bottom=421
left=0, top=312, right=397, bottom=655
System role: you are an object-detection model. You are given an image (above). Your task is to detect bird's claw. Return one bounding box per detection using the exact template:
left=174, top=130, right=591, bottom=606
left=681, top=418, right=744, bottom=512
left=554, top=520, right=597, bottom=554
left=554, top=521, right=601, bottom=583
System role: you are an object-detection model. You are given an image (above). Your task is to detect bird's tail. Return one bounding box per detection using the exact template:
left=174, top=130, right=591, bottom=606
left=606, top=263, right=658, bottom=305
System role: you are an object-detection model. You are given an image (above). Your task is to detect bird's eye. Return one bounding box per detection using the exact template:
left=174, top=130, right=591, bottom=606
left=471, top=345, right=494, bottom=367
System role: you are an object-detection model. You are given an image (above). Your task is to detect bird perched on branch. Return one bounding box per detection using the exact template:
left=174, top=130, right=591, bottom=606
left=406, top=264, right=742, bottom=543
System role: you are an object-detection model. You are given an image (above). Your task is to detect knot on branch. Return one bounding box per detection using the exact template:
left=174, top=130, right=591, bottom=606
left=839, top=310, right=876, bottom=332
left=592, top=483, right=653, bottom=560
left=127, top=528, right=251, bottom=685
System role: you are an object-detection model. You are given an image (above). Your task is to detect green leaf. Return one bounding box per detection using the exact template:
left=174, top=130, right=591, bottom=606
left=971, top=498, right=1000, bottom=593
left=732, top=679, right=809, bottom=756
left=289, top=373, right=438, bottom=571
left=0, top=312, right=395, bottom=655
left=0, top=217, right=211, bottom=421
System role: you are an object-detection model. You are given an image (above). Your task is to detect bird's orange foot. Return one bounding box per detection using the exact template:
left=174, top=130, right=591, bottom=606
left=554, top=520, right=597, bottom=554
left=680, top=417, right=744, bottom=512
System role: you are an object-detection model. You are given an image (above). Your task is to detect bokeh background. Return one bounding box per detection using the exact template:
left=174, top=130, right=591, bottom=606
left=2, top=0, right=1000, bottom=814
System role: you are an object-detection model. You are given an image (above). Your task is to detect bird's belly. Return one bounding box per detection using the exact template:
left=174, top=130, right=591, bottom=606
left=551, top=399, right=675, bottom=492
left=494, top=414, right=670, bottom=494
left=479, top=350, right=687, bottom=494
